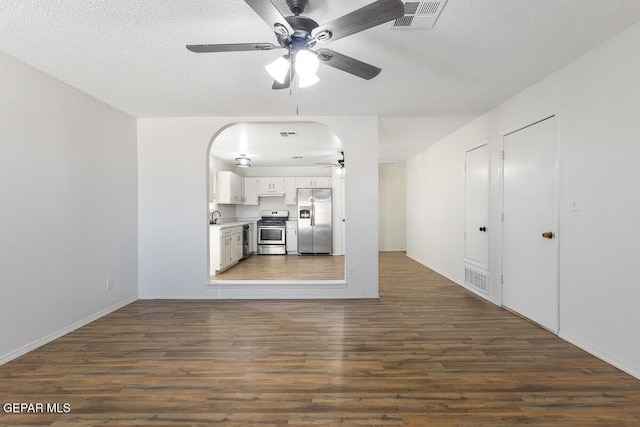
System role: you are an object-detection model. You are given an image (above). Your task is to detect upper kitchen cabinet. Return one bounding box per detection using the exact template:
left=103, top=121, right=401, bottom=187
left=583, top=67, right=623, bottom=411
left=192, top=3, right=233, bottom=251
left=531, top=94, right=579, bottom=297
left=217, top=171, right=243, bottom=204
left=285, top=178, right=297, bottom=205
left=257, top=177, right=285, bottom=196
left=243, top=177, right=259, bottom=205
left=296, top=177, right=332, bottom=188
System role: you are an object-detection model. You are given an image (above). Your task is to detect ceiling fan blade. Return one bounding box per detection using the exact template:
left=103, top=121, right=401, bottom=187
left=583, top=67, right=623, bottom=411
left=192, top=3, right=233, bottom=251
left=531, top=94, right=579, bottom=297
left=187, top=43, right=283, bottom=53
left=245, top=0, right=295, bottom=37
left=316, top=48, right=381, bottom=80
left=272, top=67, right=296, bottom=90
left=311, top=0, right=404, bottom=43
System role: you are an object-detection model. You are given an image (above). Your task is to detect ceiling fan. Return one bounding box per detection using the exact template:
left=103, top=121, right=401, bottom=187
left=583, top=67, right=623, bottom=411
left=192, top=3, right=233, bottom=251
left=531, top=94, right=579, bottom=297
left=187, top=0, right=405, bottom=89
left=317, top=151, right=345, bottom=170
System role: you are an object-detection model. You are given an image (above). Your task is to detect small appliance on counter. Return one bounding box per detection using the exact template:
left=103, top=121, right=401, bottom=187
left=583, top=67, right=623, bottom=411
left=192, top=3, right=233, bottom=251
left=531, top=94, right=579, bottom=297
left=257, top=210, right=288, bottom=255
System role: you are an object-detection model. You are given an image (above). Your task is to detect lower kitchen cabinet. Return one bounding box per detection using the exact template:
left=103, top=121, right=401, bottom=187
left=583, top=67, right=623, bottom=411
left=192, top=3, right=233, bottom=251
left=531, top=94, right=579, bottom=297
left=247, top=222, right=256, bottom=254
left=210, top=225, right=244, bottom=275
left=286, top=220, right=298, bottom=254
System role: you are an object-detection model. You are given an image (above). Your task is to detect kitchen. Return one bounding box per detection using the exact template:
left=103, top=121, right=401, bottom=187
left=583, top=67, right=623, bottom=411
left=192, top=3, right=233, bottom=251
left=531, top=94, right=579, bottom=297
left=208, top=122, right=346, bottom=281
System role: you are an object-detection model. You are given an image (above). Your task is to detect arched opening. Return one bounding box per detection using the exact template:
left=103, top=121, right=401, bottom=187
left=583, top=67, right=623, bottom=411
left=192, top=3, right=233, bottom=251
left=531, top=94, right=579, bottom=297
left=207, top=121, right=346, bottom=283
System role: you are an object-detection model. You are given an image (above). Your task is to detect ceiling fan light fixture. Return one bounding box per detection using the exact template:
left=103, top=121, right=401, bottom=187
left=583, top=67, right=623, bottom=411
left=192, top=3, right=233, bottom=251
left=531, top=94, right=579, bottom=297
left=235, top=154, right=251, bottom=168
left=265, top=56, right=290, bottom=84
left=298, top=72, right=319, bottom=88
left=294, top=49, right=319, bottom=76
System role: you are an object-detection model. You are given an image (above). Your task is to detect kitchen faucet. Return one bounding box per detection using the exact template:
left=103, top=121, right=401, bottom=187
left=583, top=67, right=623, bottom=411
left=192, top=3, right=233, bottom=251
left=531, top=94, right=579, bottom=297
left=210, top=210, right=222, bottom=224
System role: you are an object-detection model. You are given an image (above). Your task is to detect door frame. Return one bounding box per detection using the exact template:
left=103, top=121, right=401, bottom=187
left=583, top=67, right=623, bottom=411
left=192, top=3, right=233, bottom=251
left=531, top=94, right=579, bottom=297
left=500, top=113, right=562, bottom=334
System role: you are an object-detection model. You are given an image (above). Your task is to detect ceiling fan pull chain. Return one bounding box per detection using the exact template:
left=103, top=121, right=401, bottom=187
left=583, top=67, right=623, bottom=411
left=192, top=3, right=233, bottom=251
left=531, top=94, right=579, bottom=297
left=289, top=47, right=293, bottom=97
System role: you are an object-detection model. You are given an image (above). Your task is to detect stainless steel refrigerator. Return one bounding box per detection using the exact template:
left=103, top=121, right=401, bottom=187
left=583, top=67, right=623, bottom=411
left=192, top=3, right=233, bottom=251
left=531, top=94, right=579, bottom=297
left=297, top=188, right=332, bottom=254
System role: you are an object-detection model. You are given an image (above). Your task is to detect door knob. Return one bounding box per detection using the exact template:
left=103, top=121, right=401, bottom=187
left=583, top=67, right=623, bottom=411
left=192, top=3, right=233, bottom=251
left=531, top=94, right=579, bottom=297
left=479, top=226, right=487, bottom=232
left=541, top=231, right=554, bottom=239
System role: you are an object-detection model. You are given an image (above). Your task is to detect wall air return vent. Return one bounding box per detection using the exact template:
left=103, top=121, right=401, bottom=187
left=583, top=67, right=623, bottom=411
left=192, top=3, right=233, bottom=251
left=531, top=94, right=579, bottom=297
left=464, top=267, right=489, bottom=294
left=390, top=0, right=448, bottom=30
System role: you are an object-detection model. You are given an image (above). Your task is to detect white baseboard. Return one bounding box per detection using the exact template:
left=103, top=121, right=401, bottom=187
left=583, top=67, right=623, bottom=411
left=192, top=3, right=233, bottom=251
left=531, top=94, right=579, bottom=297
left=406, top=254, right=639, bottom=381
left=0, top=296, right=138, bottom=366
left=559, top=331, right=640, bottom=381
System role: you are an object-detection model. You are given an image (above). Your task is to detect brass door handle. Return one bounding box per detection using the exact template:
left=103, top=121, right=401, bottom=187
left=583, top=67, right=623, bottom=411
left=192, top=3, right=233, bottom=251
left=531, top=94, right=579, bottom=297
left=541, top=231, right=554, bottom=239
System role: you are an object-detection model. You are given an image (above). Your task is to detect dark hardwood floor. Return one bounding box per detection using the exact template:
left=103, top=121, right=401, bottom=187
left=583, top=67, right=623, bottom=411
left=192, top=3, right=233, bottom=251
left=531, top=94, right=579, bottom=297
left=212, top=254, right=345, bottom=280
left=1, top=252, right=639, bottom=426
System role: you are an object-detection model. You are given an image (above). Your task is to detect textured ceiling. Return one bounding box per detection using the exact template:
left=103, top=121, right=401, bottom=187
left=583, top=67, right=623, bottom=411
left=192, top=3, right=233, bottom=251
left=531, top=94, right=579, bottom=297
left=2, top=0, right=640, bottom=162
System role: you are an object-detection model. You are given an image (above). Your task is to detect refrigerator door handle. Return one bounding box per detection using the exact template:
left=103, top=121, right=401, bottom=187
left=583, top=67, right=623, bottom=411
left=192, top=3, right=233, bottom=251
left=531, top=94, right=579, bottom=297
left=311, top=199, right=315, bottom=226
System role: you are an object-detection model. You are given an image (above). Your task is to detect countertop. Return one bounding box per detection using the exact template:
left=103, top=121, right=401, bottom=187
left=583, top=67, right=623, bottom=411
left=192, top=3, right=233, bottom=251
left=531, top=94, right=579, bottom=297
left=209, top=221, right=254, bottom=229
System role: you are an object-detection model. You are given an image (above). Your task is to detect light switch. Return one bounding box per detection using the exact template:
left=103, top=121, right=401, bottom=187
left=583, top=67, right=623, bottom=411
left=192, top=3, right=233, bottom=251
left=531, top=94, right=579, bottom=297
left=570, top=200, right=580, bottom=211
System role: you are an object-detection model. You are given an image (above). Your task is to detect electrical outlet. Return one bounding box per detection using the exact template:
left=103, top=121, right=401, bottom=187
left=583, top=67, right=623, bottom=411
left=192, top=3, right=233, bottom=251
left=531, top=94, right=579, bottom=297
left=106, top=277, right=113, bottom=290
left=348, top=269, right=356, bottom=278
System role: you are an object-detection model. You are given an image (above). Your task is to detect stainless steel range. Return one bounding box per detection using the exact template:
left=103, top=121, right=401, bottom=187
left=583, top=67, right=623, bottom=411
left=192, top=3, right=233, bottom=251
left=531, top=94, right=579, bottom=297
left=257, top=210, right=288, bottom=255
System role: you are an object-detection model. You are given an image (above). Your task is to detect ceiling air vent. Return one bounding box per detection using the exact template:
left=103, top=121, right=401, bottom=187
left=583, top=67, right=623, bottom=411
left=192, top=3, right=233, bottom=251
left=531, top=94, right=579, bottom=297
left=390, top=0, right=448, bottom=30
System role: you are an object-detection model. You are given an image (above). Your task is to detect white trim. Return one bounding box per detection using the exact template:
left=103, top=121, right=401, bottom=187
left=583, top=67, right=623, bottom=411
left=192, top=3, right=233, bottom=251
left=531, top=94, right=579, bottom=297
left=406, top=254, right=500, bottom=306
left=0, top=296, right=138, bottom=366
left=207, top=279, right=347, bottom=287
left=559, top=331, right=640, bottom=381
left=408, top=253, right=639, bottom=380
left=140, top=280, right=351, bottom=300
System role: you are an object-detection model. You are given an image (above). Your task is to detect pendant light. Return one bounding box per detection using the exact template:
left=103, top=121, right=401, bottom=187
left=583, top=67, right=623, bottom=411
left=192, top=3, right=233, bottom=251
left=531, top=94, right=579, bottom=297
left=235, top=154, right=251, bottom=168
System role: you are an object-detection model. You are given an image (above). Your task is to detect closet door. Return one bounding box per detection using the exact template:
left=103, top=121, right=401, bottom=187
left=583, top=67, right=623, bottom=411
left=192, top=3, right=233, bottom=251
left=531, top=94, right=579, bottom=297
left=502, top=116, right=559, bottom=333
left=465, top=144, right=490, bottom=269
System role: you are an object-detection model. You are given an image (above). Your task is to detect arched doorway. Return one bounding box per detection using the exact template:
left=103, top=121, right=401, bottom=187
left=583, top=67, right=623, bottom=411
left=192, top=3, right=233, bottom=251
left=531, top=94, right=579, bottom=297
left=207, top=121, right=346, bottom=282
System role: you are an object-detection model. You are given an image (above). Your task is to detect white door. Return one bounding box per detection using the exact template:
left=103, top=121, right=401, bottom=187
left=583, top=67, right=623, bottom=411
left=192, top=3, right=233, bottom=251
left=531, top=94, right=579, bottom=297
left=502, top=116, right=559, bottom=333
left=465, top=144, right=490, bottom=269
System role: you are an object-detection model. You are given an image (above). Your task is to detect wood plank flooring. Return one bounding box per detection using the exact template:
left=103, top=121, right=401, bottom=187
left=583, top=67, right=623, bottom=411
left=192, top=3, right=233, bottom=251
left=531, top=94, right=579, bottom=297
left=1, top=252, right=639, bottom=426
left=213, top=254, right=345, bottom=280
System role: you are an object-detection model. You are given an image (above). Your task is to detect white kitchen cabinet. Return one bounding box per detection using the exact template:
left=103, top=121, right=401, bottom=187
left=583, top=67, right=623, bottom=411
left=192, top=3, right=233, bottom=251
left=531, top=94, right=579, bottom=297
left=247, top=222, right=256, bottom=254
left=250, top=222, right=257, bottom=254
left=222, top=232, right=231, bottom=268
left=210, top=224, right=245, bottom=275
left=210, top=227, right=231, bottom=274
left=257, top=177, right=286, bottom=196
left=233, top=226, right=243, bottom=263
left=217, top=171, right=243, bottom=204
left=243, top=177, right=259, bottom=205
left=286, top=221, right=298, bottom=254
left=285, top=178, right=297, bottom=205
left=295, top=177, right=331, bottom=188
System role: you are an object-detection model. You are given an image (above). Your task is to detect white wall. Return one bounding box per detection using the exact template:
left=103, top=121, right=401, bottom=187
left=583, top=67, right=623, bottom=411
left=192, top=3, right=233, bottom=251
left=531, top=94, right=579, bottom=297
left=379, top=163, right=406, bottom=251
left=406, top=21, right=640, bottom=378
left=0, top=52, right=138, bottom=364
left=137, top=116, right=378, bottom=298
